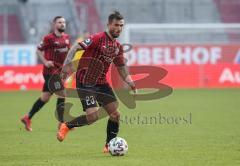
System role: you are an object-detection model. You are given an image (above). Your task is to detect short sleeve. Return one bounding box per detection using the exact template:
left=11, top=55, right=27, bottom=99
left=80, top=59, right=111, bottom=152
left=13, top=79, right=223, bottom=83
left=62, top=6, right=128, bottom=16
left=79, top=35, right=96, bottom=50
left=37, top=36, right=50, bottom=51
left=113, top=45, right=125, bottom=67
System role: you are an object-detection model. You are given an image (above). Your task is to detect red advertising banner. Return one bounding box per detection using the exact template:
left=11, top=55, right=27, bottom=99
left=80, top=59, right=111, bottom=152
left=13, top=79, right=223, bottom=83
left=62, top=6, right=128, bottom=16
left=0, top=65, right=44, bottom=91
left=160, top=64, right=240, bottom=88
left=0, top=64, right=239, bottom=91
left=125, top=44, right=240, bottom=65
left=0, top=44, right=239, bottom=91
left=124, top=44, right=240, bottom=88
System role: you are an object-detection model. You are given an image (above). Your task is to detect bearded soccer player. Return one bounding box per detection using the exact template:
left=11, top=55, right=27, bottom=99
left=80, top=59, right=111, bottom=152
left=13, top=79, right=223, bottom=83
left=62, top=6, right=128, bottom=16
left=57, top=11, right=136, bottom=153
left=21, top=16, right=70, bottom=131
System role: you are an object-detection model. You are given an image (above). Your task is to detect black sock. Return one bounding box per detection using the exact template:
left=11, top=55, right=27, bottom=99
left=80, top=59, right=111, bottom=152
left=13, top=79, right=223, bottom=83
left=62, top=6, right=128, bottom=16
left=106, top=119, right=119, bottom=144
left=28, top=98, right=46, bottom=119
left=56, top=98, right=65, bottom=122
left=66, top=115, right=88, bottom=129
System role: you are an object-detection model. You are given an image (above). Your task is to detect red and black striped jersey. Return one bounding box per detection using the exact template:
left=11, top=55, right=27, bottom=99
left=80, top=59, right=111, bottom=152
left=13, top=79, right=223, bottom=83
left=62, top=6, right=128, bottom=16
left=76, top=32, right=125, bottom=85
left=37, top=32, right=70, bottom=75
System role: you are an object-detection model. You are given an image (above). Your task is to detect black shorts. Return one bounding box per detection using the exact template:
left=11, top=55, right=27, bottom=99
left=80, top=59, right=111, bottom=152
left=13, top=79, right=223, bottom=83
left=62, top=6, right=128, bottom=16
left=76, top=83, right=117, bottom=111
left=42, top=74, right=64, bottom=93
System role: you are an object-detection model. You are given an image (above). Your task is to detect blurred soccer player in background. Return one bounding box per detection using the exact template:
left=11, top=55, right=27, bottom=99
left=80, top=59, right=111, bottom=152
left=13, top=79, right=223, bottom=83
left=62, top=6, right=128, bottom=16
left=57, top=11, right=136, bottom=153
left=21, top=16, right=71, bottom=131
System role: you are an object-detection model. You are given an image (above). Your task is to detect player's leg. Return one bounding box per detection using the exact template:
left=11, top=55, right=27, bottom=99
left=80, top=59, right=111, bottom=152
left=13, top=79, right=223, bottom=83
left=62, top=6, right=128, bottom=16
left=28, top=74, right=54, bottom=119
left=66, top=83, right=100, bottom=127
left=57, top=83, right=99, bottom=141
left=20, top=77, right=52, bottom=131
left=96, top=84, right=120, bottom=152
left=55, top=90, right=66, bottom=123
left=47, top=74, right=66, bottom=126
left=103, top=101, right=120, bottom=152
left=28, top=92, right=52, bottom=119
left=66, top=107, right=99, bottom=128
left=67, top=83, right=100, bottom=127
left=57, top=107, right=99, bottom=142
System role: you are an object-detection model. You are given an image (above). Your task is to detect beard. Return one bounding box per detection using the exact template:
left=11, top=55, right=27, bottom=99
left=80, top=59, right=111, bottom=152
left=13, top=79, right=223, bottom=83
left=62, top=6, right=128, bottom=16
left=109, top=30, right=120, bottom=38
left=57, top=28, right=65, bottom=33
left=111, top=33, right=119, bottom=38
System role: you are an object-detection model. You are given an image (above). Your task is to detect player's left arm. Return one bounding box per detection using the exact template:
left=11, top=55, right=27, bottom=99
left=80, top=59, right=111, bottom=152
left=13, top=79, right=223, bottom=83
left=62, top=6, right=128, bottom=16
left=116, top=65, right=137, bottom=94
left=114, top=45, right=136, bottom=93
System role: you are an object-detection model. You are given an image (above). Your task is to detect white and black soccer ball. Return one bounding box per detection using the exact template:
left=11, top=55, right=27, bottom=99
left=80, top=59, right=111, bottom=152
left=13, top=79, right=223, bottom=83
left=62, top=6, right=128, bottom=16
left=109, top=137, right=128, bottom=156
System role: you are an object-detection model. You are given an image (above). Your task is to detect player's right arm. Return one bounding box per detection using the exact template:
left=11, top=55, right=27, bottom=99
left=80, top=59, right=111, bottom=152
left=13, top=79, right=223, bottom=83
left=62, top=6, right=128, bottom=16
left=37, top=36, right=54, bottom=68
left=62, top=36, right=95, bottom=76
left=61, top=42, right=83, bottom=78
left=36, top=49, right=54, bottom=68
left=63, top=42, right=83, bottom=67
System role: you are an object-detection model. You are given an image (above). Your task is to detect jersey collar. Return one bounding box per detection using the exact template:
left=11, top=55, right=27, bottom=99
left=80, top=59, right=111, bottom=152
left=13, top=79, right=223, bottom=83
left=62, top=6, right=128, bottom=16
left=53, top=31, right=64, bottom=38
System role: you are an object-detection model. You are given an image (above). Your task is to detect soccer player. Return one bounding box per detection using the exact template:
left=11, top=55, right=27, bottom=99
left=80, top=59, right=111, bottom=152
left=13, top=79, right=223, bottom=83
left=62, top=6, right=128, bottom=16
left=21, top=16, right=71, bottom=131
left=57, top=11, right=136, bottom=153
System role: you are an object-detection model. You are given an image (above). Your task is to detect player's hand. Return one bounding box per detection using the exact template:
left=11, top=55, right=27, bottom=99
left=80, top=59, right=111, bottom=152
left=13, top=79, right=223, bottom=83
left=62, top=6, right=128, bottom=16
left=44, top=61, right=54, bottom=68
left=60, top=67, right=69, bottom=81
left=61, top=63, right=74, bottom=81
left=60, top=70, right=68, bottom=81
left=127, top=81, right=137, bottom=95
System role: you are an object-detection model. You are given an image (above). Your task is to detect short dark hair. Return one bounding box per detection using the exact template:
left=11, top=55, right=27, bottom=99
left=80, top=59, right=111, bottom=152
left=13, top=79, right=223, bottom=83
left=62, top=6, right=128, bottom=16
left=108, top=11, right=124, bottom=23
left=53, top=16, right=64, bottom=23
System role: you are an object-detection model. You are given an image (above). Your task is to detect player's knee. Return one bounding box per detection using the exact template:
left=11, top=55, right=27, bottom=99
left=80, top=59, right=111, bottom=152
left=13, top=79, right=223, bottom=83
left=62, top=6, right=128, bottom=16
left=112, top=101, right=119, bottom=110
left=87, top=112, right=98, bottom=124
left=110, top=111, right=120, bottom=122
left=104, top=101, right=119, bottom=115
left=41, top=92, right=52, bottom=102
left=55, top=90, right=66, bottom=98
left=86, top=108, right=99, bottom=124
left=41, top=95, right=51, bottom=103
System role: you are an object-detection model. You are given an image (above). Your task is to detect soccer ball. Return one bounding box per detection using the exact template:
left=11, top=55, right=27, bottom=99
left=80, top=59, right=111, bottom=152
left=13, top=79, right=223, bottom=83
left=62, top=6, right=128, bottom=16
left=109, top=137, right=128, bottom=156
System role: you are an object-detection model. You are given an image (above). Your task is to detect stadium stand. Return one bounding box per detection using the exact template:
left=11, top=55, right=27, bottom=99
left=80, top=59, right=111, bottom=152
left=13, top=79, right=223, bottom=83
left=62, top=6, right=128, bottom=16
left=74, top=0, right=103, bottom=34
left=215, top=0, right=240, bottom=23
left=0, top=0, right=240, bottom=44
left=94, top=0, right=220, bottom=23
left=0, top=1, right=24, bottom=44
left=18, top=0, right=78, bottom=43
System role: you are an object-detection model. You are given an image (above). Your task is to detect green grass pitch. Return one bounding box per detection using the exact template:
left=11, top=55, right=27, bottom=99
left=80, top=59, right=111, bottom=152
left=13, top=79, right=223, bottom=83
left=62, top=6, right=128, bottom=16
left=0, top=89, right=240, bottom=166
